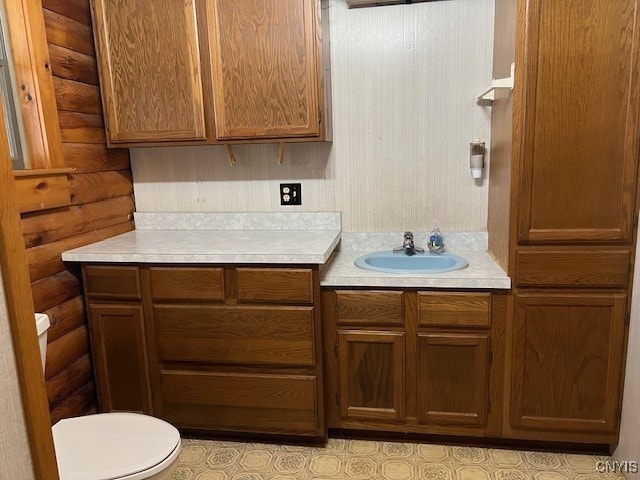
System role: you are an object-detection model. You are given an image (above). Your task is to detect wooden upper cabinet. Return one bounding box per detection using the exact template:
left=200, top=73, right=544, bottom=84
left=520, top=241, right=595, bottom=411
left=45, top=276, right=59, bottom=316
left=511, top=293, right=626, bottom=435
left=517, top=0, right=640, bottom=243
left=207, top=0, right=322, bottom=140
left=91, top=0, right=207, bottom=143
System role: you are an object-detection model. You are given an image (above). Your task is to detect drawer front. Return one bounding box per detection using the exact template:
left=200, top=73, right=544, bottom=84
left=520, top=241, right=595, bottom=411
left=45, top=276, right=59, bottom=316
left=159, top=371, right=319, bottom=435
left=516, top=249, right=630, bottom=288
left=336, top=290, right=404, bottom=326
left=150, top=267, right=224, bottom=301
left=236, top=268, right=313, bottom=304
left=418, top=292, right=491, bottom=328
left=84, top=265, right=141, bottom=300
left=154, top=305, right=314, bottom=366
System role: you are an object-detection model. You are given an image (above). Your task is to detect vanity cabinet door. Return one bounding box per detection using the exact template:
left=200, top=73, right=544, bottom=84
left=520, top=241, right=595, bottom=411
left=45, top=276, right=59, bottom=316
left=337, top=330, right=405, bottom=422
left=417, top=333, right=490, bottom=428
left=511, top=293, right=626, bottom=435
left=88, top=304, right=152, bottom=414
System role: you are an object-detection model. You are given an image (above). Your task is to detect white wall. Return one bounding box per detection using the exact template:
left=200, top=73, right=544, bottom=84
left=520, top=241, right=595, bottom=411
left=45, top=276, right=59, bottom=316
left=615, top=226, right=640, bottom=479
left=0, top=266, right=35, bottom=480
left=131, top=0, right=494, bottom=232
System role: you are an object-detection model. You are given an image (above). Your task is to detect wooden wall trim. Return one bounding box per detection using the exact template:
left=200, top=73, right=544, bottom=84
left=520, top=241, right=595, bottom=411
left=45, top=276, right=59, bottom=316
left=4, top=0, right=64, bottom=169
left=0, top=90, right=60, bottom=479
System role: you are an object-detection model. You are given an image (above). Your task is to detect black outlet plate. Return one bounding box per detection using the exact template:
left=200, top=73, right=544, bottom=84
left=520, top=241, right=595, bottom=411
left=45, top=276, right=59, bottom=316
left=280, top=183, right=301, bottom=206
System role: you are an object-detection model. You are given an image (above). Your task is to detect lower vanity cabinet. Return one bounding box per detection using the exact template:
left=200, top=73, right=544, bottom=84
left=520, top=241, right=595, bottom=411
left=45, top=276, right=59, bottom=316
left=323, top=289, right=506, bottom=438
left=81, top=263, right=325, bottom=438
left=83, top=265, right=153, bottom=414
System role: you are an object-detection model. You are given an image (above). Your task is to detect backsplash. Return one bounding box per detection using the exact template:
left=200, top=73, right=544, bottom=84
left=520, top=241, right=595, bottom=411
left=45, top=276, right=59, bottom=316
left=131, top=0, right=494, bottom=232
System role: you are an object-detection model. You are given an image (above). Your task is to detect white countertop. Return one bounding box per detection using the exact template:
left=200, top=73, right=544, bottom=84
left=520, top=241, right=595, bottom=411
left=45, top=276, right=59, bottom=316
left=62, top=229, right=342, bottom=264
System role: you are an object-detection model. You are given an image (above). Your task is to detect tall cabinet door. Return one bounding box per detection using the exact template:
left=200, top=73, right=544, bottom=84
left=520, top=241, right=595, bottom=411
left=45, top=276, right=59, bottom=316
left=517, top=0, right=640, bottom=243
left=511, top=294, right=626, bottom=434
left=207, top=0, right=321, bottom=140
left=337, top=330, right=405, bottom=422
left=92, top=0, right=207, bottom=143
left=88, top=304, right=152, bottom=414
left=417, top=333, right=490, bottom=428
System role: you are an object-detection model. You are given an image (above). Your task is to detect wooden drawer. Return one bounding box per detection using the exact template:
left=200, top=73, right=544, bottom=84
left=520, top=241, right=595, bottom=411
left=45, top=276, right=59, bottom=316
left=336, top=290, right=403, bottom=326
left=515, top=248, right=630, bottom=288
left=236, top=268, right=313, bottom=304
left=418, top=292, right=491, bottom=328
left=159, top=371, right=319, bottom=435
left=84, top=265, right=141, bottom=300
left=153, top=305, right=315, bottom=366
left=150, top=267, right=224, bottom=301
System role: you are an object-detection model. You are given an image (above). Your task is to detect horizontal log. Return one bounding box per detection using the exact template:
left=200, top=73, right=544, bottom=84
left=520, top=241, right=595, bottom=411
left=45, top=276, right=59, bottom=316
left=59, top=112, right=105, bottom=143
left=31, top=269, right=82, bottom=312
left=46, top=354, right=92, bottom=409
left=22, top=195, right=133, bottom=248
left=44, top=8, right=94, bottom=55
left=45, top=325, right=89, bottom=380
left=62, top=144, right=130, bottom=173
left=26, top=221, right=134, bottom=282
left=14, top=172, right=71, bottom=214
left=42, top=0, right=92, bottom=25
left=48, top=43, right=98, bottom=85
left=44, top=295, right=86, bottom=343
left=53, top=77, right=102, bottom=114
left=50, top=381, right=96, bottom=425
left=69, top=170, right=133, bottom=205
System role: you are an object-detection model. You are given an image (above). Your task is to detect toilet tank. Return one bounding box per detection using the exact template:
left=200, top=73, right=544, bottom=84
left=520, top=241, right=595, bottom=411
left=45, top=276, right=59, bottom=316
left=35, top=313, right=50, bottom=372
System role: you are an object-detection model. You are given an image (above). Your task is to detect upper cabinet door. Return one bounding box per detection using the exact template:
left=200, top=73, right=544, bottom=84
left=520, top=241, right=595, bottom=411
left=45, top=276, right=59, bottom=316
left=92, top=0, right=207, bottom=143
left=207, top=0, right=321, bottom=140
left=517, top=0, right=640, bottom=244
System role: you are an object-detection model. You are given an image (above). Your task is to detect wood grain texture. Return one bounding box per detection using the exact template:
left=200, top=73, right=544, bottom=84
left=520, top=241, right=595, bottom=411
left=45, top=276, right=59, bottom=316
left=417, top=333, right=490, bottom=427
left=44, top=8, right=94, bottom=55
left=42, top=0, right=91, bottom=25
left=88, top=304, right=152, bottom=413
left=84, top=265, right=141, bottom=300
left=91, top=0, right=206, bottom=142
left=158, top=371, right=319, bottom=435
left=26, top=222, right=133, bottom=282
left=53, top=77, right=101, bottom=114
left=45, top=325, right=88, bottom=380
left=336, top=290, right=404, bottom=326
left=153, top=304, right=315, bottom=367
left=14, top=172, right=71, bottom=213
left=44, top=295, right=85, bottom=343
left=62, top=143, right=129, bottom=173
left=516, top=0, right=640, bottom=243
left=58, top=111, right=105, bottom=144
left=511, top=293, right=626, bottom=434
left=48, top=44, right=98, bottom=85
left=45, top=353, right=92, bottom=409
left=68, top=170, right=133, bottom=204
left=208, top=0, right=320, bottom=139
left=22, top=196, right=133, bottom=248
left=49, top=381, right=95, bottom=425
left=31, top=269, right=82, bottom=312
left=515, top=248, right=631, bottom=288
left=131, top=0, right=493, bottom=232
left=236, top=268, right=313, bottom=304
left=150, top=267, right=224, bottom=301
left=338, top=329, right=405, bottom=422
left=418, top=292, right=491, bottom=328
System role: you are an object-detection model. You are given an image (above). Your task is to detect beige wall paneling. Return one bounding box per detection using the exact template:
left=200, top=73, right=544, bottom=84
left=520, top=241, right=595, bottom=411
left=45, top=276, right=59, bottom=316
left=131, top=0, right=494, bottom=232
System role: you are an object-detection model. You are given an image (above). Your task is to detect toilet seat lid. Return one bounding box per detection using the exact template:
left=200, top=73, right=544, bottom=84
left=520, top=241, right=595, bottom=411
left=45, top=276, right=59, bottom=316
left=52, top=413, right=180, bottom=480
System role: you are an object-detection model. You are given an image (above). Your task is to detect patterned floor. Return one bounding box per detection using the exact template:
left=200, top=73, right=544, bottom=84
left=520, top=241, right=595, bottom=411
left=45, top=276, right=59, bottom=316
left=172, top=438, right=626, bottom=480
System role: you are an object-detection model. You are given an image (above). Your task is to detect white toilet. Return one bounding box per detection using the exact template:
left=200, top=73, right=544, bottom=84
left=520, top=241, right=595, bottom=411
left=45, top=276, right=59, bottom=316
left=36, top=313, right=181, bottom=480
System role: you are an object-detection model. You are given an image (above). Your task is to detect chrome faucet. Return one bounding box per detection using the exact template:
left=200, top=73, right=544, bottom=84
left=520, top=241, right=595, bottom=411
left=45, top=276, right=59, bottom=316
left=393, top=231, right=424, bottom=256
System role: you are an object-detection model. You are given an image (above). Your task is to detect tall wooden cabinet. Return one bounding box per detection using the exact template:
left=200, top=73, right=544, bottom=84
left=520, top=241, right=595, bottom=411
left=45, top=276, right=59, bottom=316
left=489, top=0, right=640, bottom=446
left=90, top=0, right=330, bottom=146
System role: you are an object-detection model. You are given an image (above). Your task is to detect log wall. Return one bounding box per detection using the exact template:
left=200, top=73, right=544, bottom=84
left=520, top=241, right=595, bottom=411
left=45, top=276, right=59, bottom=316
left=22, top=0, right=134, bottom=424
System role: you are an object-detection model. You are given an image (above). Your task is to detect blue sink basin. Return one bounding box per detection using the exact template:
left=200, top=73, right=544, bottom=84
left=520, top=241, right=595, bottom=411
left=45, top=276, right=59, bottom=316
left=355, top=251, right=468, bottom=274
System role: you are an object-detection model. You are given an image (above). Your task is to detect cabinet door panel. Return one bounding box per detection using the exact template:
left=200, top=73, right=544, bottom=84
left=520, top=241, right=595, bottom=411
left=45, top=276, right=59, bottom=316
left=88, top=304, right=151, bottom=413
left=511, top=294, right=626, bottom=434
left=517, top=0, right=640, bottom=243
left=338, top=330, right=405, bottom=422
left=417, top=333, right=490, bottom=427
left=208, top=0, right=320, bottom=139
left=92, top=0, right=206, bottom=143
